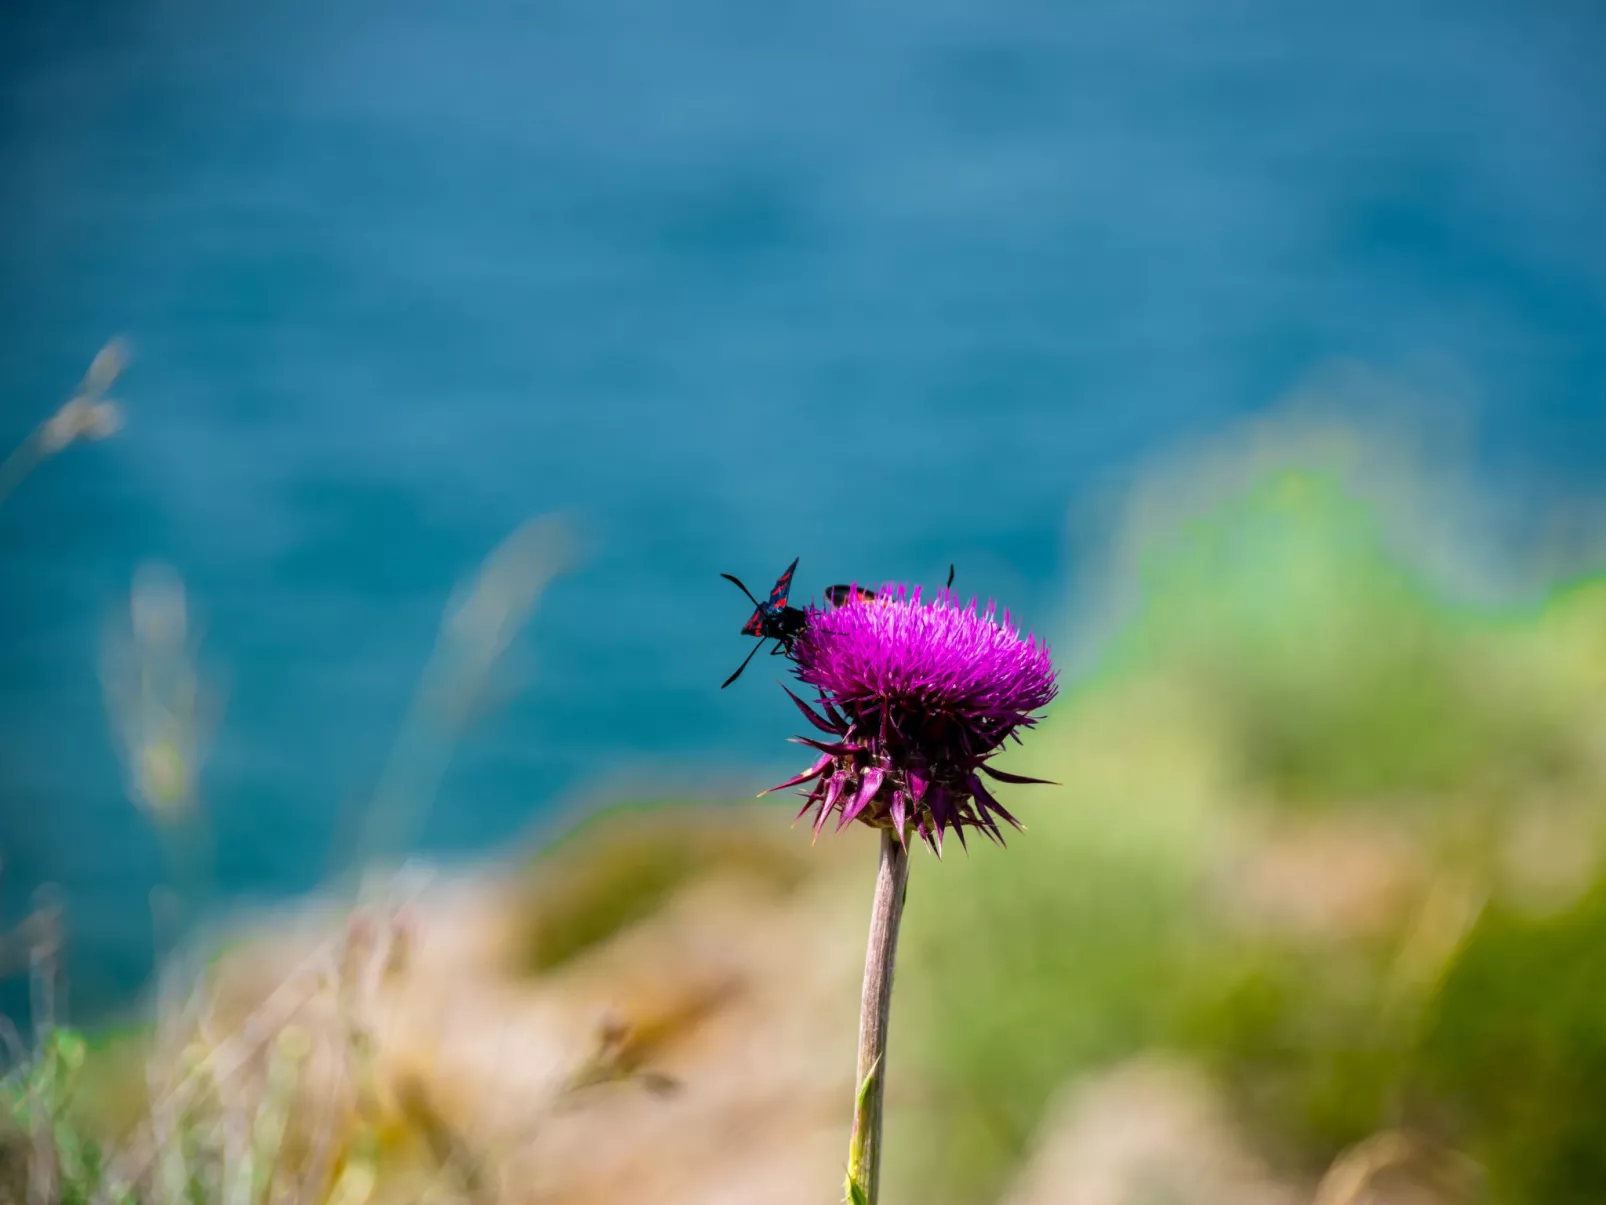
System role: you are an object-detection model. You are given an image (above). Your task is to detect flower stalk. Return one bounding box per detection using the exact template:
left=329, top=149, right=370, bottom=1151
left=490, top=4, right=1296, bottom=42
left=753, top=574, right=1056, bottom=1204
left=846, top=830, right=909, bottom=1204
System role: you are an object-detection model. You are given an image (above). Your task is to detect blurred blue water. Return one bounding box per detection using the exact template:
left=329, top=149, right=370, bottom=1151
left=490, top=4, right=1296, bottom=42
left=1, top=0, right=1604, bottom=1017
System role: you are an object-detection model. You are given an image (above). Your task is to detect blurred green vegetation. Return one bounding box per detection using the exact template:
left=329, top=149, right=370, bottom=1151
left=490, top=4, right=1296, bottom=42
left=897, top=464, right=1606, bottom=1204
left=0, top=1028, right=105, bottom=1202
left=1419, top=886, right=1606, bottom=1204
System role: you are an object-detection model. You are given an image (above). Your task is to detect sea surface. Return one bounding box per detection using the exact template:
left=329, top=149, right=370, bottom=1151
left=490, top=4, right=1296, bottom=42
left=2, top=0, right=1604, bottom=1017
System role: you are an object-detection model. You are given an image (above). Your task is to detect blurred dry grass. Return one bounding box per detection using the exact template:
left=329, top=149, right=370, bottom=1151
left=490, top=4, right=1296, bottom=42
left=0, top=339, right=126, bottom=506
left=47, top=810, right=875, bottom=1204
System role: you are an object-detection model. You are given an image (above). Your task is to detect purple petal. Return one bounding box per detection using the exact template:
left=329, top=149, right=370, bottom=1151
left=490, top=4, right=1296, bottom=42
left=822, top=772, right=846, bottom=810
left=791, top=781, right=830, bottom=826
left=979, top=764, right=1058, bottom=786
left=791, top=735, right=857, bottom=756
left=759, top=754, right=831, bottom=797
left=840, top=767, right=885, bottom=827
left=889, top=790, right=910, bottom=846
left=813, top=774, right=845, bottom=841
left=969, top=773, right=1025, bottom=832
left=906, top=768, right=929, bottom=802
left=812, top=800, right=834, bottom=841
left=782, top=687, right=842, bottom=735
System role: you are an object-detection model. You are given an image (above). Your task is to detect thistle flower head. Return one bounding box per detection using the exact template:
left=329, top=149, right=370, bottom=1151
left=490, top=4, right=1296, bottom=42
left=766, top=583, right=1057, bottom=854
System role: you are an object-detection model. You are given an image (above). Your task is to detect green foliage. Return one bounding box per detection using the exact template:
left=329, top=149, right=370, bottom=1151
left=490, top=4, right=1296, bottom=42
left=1418, top=884, right=1606, bottom=1205
left=1171, top=936, right=1417, bottom=1169
left=1, top=1028, right=125, bottom=1204
left=1113, top=467, right=1587, bottom=807
left=845, top=1056, right=880, bottom=1205
left=895, top=455, right=1606, bottom=1203
left=1173, top=878, right=1606, bottom=1203
left=901, top=852, right=1194, bottom=1203
left=895, top=676, right=1220, bottom=1202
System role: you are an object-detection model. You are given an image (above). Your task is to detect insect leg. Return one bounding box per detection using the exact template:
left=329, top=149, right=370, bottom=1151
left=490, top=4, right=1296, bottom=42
left=721, top=639, right=765, bottom=689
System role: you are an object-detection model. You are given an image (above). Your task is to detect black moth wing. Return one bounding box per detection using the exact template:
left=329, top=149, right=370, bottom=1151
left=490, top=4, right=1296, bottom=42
left=721, top=558, right=803, bottom=689
left=767, top=557, right=800, bottom=609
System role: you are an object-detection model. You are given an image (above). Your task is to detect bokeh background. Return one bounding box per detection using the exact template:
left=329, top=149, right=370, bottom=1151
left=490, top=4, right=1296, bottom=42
left=3, top=1, right=1606, bottom=1202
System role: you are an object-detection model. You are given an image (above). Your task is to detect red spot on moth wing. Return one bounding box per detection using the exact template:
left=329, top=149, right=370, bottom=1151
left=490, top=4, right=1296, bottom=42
left=769, top=557, right=799, bottom=607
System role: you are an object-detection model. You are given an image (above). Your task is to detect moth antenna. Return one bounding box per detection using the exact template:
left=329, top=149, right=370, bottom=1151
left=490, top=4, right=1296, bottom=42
left=720, top=573, right=762, bottom=608
left=721, top=638, right=765, bottom=689
left=946, top=563, right=955, bottom=590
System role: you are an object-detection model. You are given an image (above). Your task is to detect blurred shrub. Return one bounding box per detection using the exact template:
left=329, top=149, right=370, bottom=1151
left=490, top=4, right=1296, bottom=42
left=897, top=453, right=1606, bottom=1204
left=1418, top=884, right=1606, bottom=1205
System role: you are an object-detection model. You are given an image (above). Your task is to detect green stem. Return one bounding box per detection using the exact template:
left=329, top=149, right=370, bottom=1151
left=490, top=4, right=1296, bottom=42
left=846, top=830, right=910, bottom=1204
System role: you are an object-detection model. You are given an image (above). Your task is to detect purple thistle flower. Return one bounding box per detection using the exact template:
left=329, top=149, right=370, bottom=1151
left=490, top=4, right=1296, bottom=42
left=765, top=582, right=1058, bottom=855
